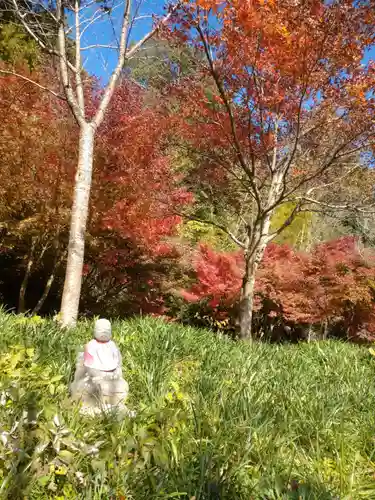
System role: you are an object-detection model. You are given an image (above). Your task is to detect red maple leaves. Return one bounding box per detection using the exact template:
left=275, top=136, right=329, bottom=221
left=0, top=66, right=193, bottom=316
left=95, top=81, right=193, bottom=257
left=183, top=237, right=375, bottom=340
left=181, top=244, right=243, bottom=307
left=0, top=65, right=77, bottom=234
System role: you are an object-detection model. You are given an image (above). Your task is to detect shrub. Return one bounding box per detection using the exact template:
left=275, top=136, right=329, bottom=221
left=182, top=237, right=375, bottom=341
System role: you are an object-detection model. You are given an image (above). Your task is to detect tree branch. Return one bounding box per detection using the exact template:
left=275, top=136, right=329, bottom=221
left=195, top=23, right=262, bottom=209
left=304, top=165, right=360, bottom=196
left=81, top=44, right=118, bottom=50
left=182, top=213, right=246, bottom=248
left=92, top=0, right=132, bottom=128
left=295, top=196, right=375, bottom=214
left=11, top=0, right=77, bottom=74
left=126, top=4, right=180, bottom=59
left=283, top=128, right=368, bottom=200
left=266, top=203, right=304, bottom=240
left=0, top=69, right=66, bottom=100
left=74, top=0, right=85, bottom=112
left=56, top=0, right=84, bottom=125
left=93, top=1, right=180, bottom=128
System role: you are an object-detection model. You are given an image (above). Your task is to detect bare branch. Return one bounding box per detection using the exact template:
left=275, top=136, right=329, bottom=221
left=266, top=204, right=304, bottom=239
left=81, top=44, right=118, bottom=51
left=28, top=0, right=58, bottom=22
left=305, top=165, right=360, bottom=195
left=93, top=1, right=180, bottom=128
left=92, top=0, right=132, bottom=128
left=182, top=214, right=246, bottom=248
left=56, top=0, right=83, bottom=124
left=126, top=4, right=180, bottom=59
left=79, top=6, right=122, bottom=38
left=171, top=141, right=258, bottom=203
left=280, top=128, right=368, bottom=203
left=133, top=15, right=153, bottom=22
left=295, top=196, right=375, bottom=214
left=78, top=0, right=99, bottom=12
left=11, top=0, right=77, bottom=74
left=74, top=0, right=85, bottom=112
left=0, top=69, right=66, bottom=100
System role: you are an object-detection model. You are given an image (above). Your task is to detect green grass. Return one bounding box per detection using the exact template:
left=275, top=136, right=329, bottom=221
left=1, top=310, right=375, bottom=499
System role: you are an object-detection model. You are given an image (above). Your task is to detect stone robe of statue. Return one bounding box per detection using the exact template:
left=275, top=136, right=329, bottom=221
left=70, top=319, right=129, bottom=414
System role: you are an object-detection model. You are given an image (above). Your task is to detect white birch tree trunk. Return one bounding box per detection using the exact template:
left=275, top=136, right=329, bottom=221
left=60, top=123, right=95, bottom=327
left=4, top=0, right=180, bottom=327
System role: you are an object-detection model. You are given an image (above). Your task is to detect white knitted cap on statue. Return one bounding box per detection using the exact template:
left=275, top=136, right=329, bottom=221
left=94, top=318, right=112, bottom=342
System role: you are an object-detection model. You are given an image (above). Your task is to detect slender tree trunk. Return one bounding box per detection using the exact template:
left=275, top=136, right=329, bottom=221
left=18, top=239, right=36, bottom=314
left=60, top=123, right=95, bottom=327
left=239, top=260, right=256, bottom=340
left=239, top=220, right=272, bottom=340
left=32, top=250, right=66, bottom=315
left=239, top=170, right=287, bottom=340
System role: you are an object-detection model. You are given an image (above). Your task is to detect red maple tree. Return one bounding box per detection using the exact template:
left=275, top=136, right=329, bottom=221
left=0, top=65, right=77, bottom=312
left=80, top=80, right=193, bottom=316
left=0, top=71, right=192, bottom=317
left=183, top=237, right=375, bottom=341
left=94, top=81, right=192, bottom=256
left=169, top=0, right=375, bottom=339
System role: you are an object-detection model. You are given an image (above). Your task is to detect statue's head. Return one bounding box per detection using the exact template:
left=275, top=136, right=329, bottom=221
left=94, top=318, right=112, bottom=342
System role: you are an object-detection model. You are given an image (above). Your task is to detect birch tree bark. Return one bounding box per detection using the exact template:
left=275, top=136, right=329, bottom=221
left=2, top=0, right=180, bottom=326
left=238, top=176, right=284, bottom=339
left=60, top=123, right=95, bottom=324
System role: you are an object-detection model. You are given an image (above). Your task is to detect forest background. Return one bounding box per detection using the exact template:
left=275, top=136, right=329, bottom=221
left=0, top=0, right=375, bottom=342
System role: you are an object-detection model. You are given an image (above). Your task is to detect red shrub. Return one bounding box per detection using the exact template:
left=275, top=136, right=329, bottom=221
left=182, top=237, right=375, bottom=341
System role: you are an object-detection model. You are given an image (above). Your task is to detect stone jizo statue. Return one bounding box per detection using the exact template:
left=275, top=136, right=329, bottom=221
left=70, top=318, right=130, bottom=415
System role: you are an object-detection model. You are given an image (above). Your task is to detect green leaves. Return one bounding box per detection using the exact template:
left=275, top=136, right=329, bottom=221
left=58, top=450, right=74, bottom=465
left=270, top=201, right=314, bottom=249
left=1, top=311, right=375, bottom=497
left=0, top=24, right=39, bottom=69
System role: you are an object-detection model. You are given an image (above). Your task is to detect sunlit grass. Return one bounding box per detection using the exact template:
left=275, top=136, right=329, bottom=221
left=0, top=308, right=375, bottom=498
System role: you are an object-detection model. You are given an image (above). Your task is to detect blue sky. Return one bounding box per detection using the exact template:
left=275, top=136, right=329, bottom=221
left=364, top=46, right=375, bottom=65
left=79, top=0, right=375, bottom=84
left=80, top=0, right=168, bottom=84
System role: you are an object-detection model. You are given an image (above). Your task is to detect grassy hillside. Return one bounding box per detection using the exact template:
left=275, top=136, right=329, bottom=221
left=1, top=310, right=375, bottom=499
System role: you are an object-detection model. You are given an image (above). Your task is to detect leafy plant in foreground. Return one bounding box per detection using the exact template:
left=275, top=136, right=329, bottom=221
left=1, top=311, right=375, bottom=498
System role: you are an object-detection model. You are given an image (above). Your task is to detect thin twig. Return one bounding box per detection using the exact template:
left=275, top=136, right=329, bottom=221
left=0, top=69, right=66, bottom=100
